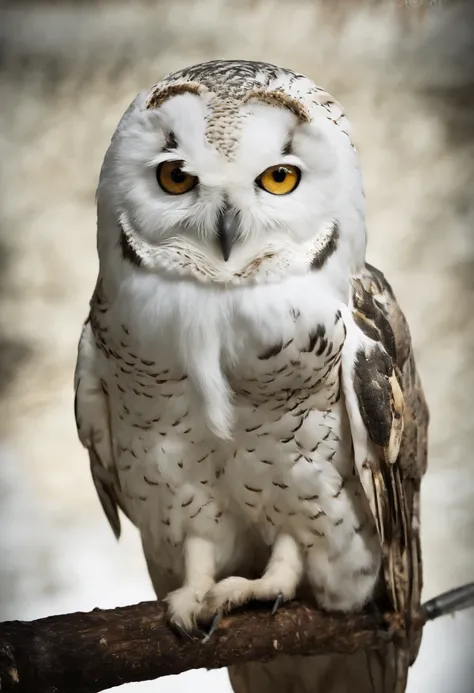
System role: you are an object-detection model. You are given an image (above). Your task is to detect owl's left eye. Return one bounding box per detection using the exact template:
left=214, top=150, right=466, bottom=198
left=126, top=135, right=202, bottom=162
left=256, top=164, right=301, bottom=196
left=157, top=160, right=198, bottom=195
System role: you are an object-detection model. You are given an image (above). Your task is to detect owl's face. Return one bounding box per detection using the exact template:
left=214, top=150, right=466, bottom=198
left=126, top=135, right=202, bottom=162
left=97, top=61, right=366, bottom=287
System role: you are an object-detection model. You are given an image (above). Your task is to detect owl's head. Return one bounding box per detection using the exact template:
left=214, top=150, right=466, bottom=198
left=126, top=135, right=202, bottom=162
left=97, top=60, right=366, bottom=292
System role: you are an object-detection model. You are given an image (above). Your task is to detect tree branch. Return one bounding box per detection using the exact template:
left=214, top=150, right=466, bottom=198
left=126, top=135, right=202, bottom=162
left=0, top=583, right=472, bottom=693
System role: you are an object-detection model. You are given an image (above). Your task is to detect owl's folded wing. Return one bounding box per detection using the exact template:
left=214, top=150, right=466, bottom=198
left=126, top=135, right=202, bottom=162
left=74, top=317, right=128, bottom=539
left=341, top=263, right=428, bottom=637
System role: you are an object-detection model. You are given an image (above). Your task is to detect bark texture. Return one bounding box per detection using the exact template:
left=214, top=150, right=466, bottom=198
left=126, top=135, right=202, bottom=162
left=0, top=600, right=412, bottom=693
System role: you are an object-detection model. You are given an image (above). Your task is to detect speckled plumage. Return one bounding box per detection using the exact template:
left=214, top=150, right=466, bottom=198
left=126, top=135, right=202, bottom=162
left=74, top=60, right=428, bottom=693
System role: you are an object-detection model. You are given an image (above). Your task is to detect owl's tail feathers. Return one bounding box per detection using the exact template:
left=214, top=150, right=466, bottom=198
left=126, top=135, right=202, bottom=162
left=229, top=647, right=402, bottom=693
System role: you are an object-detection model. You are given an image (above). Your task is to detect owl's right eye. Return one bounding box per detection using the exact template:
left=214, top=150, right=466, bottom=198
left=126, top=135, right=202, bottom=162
left=157, top=160, right=198, bottom=195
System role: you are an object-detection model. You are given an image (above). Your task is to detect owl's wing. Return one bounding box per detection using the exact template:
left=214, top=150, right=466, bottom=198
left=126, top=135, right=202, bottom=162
left=74, top=317, right=129, bottom=539
left=341, top=263, right=428, bottom=657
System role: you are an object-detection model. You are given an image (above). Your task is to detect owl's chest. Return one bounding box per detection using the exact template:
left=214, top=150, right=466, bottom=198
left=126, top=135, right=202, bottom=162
left=228, top=298, right=347, bottom=413
left=95, top=273, right=349, bottom=459
left=96, top=269, right=349, bottom=449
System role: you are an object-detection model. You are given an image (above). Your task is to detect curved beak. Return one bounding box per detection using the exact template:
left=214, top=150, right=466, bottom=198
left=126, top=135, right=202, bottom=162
left=216, top=202, right=240, bottom=262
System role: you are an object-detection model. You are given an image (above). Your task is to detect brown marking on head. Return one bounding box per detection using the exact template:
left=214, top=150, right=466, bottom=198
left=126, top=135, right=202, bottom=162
left=147, top=81, right=206, bottom=110
left=282, top=135, right=294, bottom=156
left=245, top=87, right=312, bottom=123
left=163, top=131, right=178, bottom=151
left=205, top=95, right=243, bottom=159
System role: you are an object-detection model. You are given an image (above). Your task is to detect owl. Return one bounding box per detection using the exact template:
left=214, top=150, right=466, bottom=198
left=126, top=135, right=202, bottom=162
left=74, top=60, right=428, bottom=692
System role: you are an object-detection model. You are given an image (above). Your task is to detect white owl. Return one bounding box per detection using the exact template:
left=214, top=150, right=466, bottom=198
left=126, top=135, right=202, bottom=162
left=74, top=60, right=428, bottom=692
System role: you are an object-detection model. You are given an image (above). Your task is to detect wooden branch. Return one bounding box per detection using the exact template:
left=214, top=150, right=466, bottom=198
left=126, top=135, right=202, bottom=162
left=1, top=584, right=472, bottom=693
left=0, top=600, right=407, bottom=693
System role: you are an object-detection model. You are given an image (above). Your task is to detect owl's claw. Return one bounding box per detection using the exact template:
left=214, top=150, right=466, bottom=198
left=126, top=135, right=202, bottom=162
left=170, top=621, right=198, bottom=641
left=201, top=611, right=223, bottom=644
left=271, top=593, right=286, bottom=615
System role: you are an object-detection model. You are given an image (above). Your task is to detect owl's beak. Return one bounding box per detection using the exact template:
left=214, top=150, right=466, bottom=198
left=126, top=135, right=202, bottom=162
left=216, top=203, right=239, bottom=262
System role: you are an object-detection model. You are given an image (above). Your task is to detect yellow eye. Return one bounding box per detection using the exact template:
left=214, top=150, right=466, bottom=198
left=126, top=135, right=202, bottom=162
left=157, top=160, right=198, bottom=195
left=256, top=164, right=301, bottom=195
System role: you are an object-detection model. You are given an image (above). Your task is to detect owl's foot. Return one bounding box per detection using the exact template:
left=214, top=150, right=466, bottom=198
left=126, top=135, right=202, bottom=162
left=202, top=575, right=296, bottom=621
left=166, top=535, right=216, bottom=634
left=201, top=533, right=303, bottom=634
left=166, top=582, right=214, bottom=633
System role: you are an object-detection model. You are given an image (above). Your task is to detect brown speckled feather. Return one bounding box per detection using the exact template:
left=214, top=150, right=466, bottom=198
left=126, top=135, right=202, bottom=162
left=349, top=262, right=429, bottom=685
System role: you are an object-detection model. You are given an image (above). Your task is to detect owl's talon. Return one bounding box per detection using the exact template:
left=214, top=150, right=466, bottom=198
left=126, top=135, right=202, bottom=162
left=170, top=621, right=198, bottom=641
left=271, top=593, right=286, bottom=615
left=201, top=611, right=223, bottom=643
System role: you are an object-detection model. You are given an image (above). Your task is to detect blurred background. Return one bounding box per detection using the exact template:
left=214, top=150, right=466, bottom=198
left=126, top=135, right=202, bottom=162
left=0, top=0, right=473, bottom=691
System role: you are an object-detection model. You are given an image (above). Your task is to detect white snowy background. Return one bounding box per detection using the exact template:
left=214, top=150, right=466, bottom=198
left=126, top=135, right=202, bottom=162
left=0, top=1, right=473, bottom=691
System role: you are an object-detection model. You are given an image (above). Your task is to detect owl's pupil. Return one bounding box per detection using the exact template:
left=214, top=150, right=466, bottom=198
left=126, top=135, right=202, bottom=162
left=171, top=167, right=186, bottom=183
left=272, top=168, right=287, bottom=183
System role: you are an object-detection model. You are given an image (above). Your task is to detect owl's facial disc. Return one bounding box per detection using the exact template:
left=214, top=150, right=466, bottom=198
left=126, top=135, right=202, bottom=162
left=100, top=85, right=366, bottom=283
